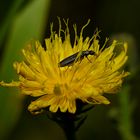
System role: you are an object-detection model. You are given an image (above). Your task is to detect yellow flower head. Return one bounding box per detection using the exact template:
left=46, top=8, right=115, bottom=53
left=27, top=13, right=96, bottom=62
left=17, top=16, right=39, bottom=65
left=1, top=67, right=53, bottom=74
left=0, top=20, right=129, bottom=115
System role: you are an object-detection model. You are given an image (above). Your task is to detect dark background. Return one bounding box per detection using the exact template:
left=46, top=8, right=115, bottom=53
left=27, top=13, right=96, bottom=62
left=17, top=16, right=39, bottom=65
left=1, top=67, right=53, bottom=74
left=0, top=0, right=140, bottom=140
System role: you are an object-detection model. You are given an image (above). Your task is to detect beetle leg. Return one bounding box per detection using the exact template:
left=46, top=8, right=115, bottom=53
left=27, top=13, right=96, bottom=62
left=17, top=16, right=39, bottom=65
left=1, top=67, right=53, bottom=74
left=86, top=56, right=92, bottom=63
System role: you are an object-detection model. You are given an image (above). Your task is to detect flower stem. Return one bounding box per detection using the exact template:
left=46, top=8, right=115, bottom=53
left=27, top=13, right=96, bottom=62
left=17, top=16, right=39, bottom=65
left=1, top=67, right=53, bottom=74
left=52, top=112, right=76, bottom=140
left=60, top=119, right=76, bottom=140
left=46, top=110, right=77, bottom=140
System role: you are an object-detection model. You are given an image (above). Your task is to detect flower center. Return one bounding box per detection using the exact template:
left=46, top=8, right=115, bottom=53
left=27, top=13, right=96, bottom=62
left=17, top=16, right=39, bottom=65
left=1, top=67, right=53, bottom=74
left=53, top=84, right=62, bottom=95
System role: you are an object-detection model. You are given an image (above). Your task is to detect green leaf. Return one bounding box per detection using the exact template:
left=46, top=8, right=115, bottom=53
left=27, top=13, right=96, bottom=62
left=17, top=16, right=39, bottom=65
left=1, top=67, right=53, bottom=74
left=0, top=0, right=51, bottom=139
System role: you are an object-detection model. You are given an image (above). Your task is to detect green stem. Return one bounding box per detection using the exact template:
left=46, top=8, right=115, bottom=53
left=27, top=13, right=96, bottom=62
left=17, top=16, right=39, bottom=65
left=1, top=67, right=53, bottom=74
left=118, top=86, right=137, bottom=140
left=50, top=112, right=76, bottom=140
left=47, top=101, right=91, bottom=140
left=60, top=120, right=76, bottom=140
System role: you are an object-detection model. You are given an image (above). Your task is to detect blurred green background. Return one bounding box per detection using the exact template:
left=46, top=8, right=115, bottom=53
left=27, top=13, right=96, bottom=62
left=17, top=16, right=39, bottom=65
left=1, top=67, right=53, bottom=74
left=0, top=0, right=140, bottom=140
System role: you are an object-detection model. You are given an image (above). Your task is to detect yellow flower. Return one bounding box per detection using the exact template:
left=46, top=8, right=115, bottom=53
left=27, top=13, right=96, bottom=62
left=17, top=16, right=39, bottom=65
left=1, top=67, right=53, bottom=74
left=0, top=20, right=129, bottom=115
